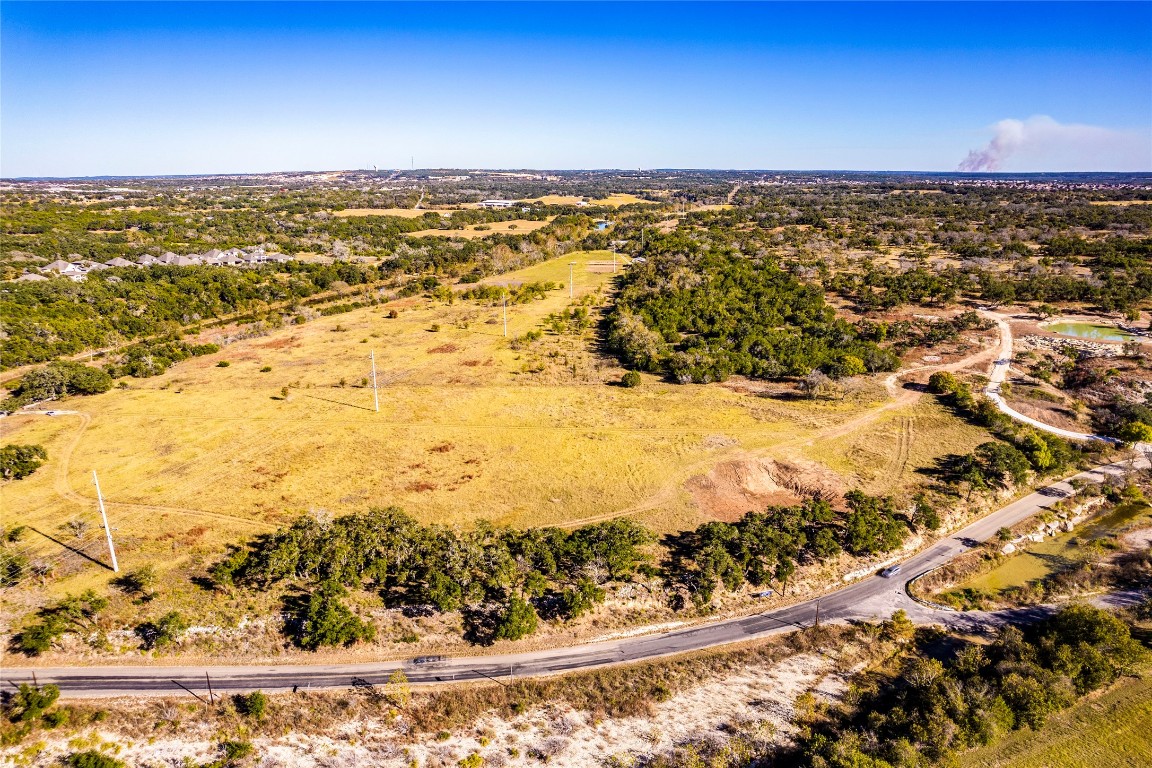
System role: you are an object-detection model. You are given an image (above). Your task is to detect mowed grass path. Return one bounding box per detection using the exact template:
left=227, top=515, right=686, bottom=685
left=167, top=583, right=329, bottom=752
left=2, top=250, right=984, bottom=592
left=960, top=673, right=1152, bottom=768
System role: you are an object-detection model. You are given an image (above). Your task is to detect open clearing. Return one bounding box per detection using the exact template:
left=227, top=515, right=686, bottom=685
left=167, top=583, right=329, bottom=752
left=406, top=218, right=552, bottom=238
left=330, top=208, right=459, bottom=218
left=2, top=250, right=989, bottom=599
left=960, top=673, right=1152, bottom=768
left=525, top=193, right=652, bottom=207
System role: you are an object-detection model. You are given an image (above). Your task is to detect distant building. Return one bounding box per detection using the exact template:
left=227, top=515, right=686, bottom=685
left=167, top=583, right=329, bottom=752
left=42, top=259, right=83, bottom=276
left=15, top=272, right=49, bottom=282
left=478, top=199, right=517, bottom=209
left=104, top=257, right=136, bottom=268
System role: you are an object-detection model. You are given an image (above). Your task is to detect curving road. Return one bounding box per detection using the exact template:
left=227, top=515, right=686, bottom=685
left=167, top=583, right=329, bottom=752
left=6, top=317, right=1149, bottom=699
left=6, top=453, right=1146, bottom=700
left=980, top=312, right=1122, bottom=445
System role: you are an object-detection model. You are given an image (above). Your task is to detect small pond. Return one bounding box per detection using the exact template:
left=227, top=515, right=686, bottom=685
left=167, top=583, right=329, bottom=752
left=1045, top=321, right=1136, bottom=342
left=961, top=500, right=1152, bottom=594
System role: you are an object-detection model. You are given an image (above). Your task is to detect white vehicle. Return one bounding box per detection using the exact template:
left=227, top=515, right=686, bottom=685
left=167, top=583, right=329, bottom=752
left=880, top=564, right=902, bottom=578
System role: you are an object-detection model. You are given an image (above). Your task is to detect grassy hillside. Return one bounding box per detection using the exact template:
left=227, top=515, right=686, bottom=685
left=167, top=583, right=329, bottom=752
left=961, top=673, right=1152, bottom=768
left=1, top=250, right=990, bottom=600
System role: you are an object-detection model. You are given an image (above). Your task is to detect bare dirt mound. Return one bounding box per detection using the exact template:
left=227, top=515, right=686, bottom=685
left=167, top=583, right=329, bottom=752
left=686, top=455, right=845, bottom=521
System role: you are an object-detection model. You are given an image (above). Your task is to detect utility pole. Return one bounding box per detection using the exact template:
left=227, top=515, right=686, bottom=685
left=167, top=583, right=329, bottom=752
left=370, top=351, right=379, bottom=413
left=502, top=294, right=508, bottom=338
left=569, top=262, right=576, bottom=299
left=92, top=470, right=118, bottom=573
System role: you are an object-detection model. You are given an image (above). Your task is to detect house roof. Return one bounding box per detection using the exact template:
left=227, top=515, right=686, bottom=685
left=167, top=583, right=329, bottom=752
left=16, top=273, right=49, bottom=282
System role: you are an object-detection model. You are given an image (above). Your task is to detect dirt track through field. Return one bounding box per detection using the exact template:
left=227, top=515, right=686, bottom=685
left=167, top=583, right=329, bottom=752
left=564, top=334, right=1002, bottom=528
left=25, top=323, right=1003, bottom=538
left=39, top=412, right=273, bottom=531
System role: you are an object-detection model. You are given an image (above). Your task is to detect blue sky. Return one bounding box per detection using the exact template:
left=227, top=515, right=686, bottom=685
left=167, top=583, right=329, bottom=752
left=2, top=1, right=1150, bottom=176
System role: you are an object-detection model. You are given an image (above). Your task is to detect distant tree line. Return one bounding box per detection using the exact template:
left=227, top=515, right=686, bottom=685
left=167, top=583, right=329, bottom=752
left=0, top=262, right=378, bottom=369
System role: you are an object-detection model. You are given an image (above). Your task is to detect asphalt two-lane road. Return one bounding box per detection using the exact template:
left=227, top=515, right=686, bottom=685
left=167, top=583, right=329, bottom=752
left=6, top=453, right=1145, bottom=699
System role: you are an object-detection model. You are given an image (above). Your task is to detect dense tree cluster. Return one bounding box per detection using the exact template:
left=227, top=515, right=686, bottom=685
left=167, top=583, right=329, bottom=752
left=210, top=508, right=652, bottom=647
left=0, top=444, right=47, bottom=480
left=927, top=371, right=1085, bottom=496
left=0, top=263, right=378, bottom=369
left=662, top=494, right=922, bottom=608
left=2, top=360, right=112, bottom=410
left=212, top=493, right=913, bottom=647
left=787, top=604, right=1147, bottom=767
left=608, top=234, right=899, bottom=383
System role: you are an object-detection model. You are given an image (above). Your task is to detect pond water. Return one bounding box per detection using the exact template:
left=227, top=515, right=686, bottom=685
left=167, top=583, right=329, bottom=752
left=961, top=500, right=1152, bottom=594
left=1045, top=321, right=1136, bottom=342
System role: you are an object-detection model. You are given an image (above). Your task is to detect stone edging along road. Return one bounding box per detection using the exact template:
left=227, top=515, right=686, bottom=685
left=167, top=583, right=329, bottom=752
left=7, top=316, right=1150, bottom=699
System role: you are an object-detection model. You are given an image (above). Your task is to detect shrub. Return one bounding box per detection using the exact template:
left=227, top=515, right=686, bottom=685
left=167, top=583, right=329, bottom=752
left=64, top=752, right=124, bottom=768
left=0, top=550, right=29, bottom=587
left=291, top=580, right=376, bottom=650
left=135, top=611, right=189, bottom=650
left=15, top=590, right=108, bottom=655
left=4, top=682, right=60, bottom=722
left=928, top=370, right=961, bottom=395
left=260, top=366, right=272, bottom=372
left=558, top=578, right=605, bottom=620
left=216, top=361, right=230, bottom=368
left=113, top=565, right=156, bottom=596
left=233, top=691, right=268, bottom=719
left=1116, top=420, right=1152, bottom=446
left=42, top=708, right=69, bottom=728
left=221, top=740, right=254, bottom=762
left=620, top=371, right=641, bottom=388
left=492, top=595, right=539, bottom=642
left=0, top=444, right=48, bottom=480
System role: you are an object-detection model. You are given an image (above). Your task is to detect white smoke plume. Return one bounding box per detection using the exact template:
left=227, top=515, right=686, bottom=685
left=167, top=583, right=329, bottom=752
left=958, top=115, right=1149, bottom=172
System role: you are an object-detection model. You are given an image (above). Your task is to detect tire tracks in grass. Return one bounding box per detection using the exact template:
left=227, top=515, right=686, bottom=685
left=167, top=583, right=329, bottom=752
left=40, top=411, right=273, bottom=532
left=563, top=333, right=1002, bottom=528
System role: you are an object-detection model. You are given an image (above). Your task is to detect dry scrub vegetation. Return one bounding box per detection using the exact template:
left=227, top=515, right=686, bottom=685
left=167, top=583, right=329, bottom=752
left=1, top=628, right=869, bottom=768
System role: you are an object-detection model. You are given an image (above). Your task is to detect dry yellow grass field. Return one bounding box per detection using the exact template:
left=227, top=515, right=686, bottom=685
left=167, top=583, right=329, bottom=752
left=406, top=218, right=552, bottom=238
left=525, top=193, right=652, bottom=207
left=1, top=250, right=989, bottom=597
left=331, top=208, right=459, bottom=218
left=960, top=673, right=1152, bottom=768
